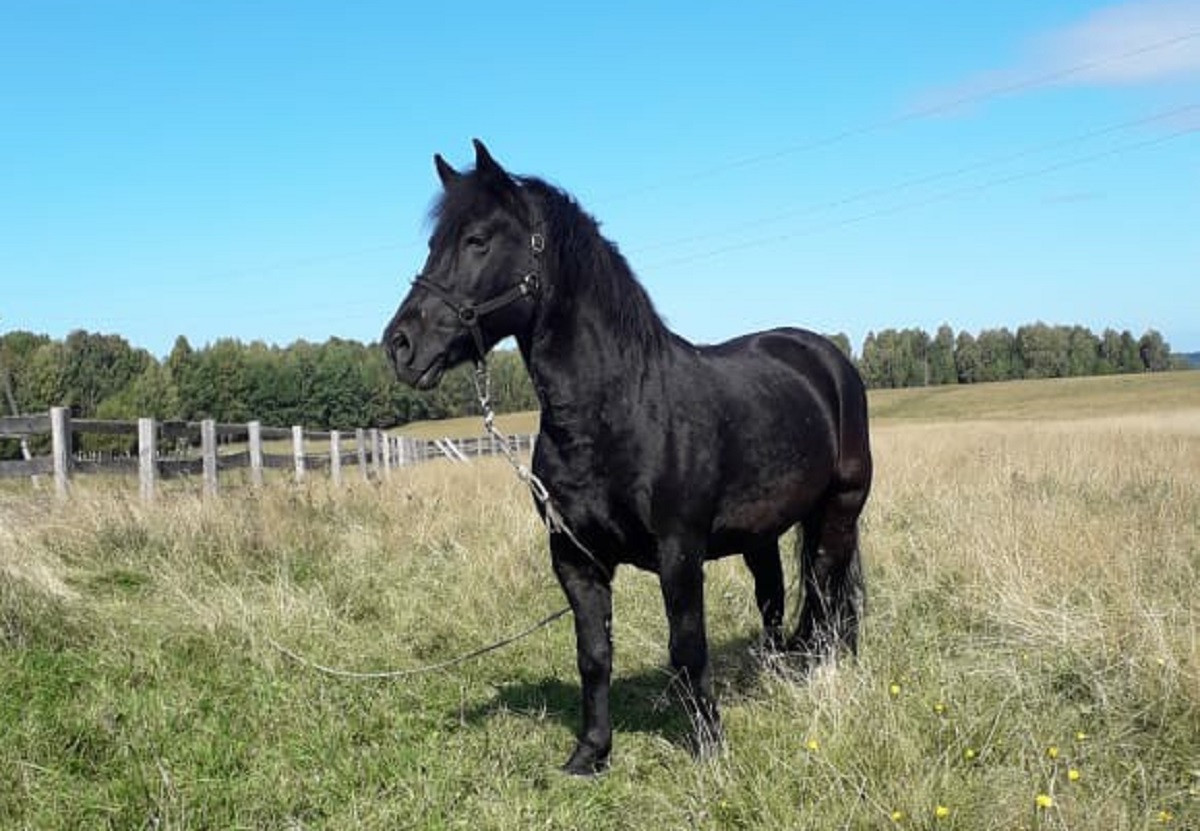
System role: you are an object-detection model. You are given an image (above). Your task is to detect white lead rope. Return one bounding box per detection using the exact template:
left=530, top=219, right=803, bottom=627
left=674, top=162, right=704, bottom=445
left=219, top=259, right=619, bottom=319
left=471, top=361, right=612, bottom=580
left=265, top=606, right=571, bottom=680
left=268, top=358, right=608, bottom=680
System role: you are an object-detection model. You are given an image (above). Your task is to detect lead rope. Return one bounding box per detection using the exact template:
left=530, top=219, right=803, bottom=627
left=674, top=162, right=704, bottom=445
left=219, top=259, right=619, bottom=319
left=268, top=360, right=610, bottom=680
left=471, top=360, right=611, bottom=580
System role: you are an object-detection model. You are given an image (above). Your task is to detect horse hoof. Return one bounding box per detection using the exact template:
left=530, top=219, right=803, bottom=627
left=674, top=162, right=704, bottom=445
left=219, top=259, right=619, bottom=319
left=562, top=741, right=610, bottom=776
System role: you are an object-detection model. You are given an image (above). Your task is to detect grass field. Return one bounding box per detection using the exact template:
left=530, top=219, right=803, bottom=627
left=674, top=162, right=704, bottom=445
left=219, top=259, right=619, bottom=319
left=399, top=370, right=1200, bottom=439
left=2, top=372, right=1198, bottom=829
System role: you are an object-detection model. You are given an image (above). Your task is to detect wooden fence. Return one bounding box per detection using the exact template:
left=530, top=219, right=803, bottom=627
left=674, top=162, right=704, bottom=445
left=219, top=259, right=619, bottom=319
left=0, top=407, right=537, bottom=500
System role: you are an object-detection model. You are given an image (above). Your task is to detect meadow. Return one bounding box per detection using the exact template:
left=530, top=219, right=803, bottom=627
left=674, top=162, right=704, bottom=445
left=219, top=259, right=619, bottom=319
left=2, top=372, right=1197, bottom=829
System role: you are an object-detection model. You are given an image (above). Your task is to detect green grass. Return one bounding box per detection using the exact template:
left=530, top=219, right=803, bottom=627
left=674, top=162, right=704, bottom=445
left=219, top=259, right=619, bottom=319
left=867, top=370, right=1200, bottom=421
left=2, top=372, right=1198, bottom=828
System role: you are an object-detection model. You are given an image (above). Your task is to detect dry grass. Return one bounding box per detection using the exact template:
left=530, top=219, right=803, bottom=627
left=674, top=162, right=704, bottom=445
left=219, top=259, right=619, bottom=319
left=2, top=374, right=1198, bottom=828
left=402, top=371, right=1200, bottom=439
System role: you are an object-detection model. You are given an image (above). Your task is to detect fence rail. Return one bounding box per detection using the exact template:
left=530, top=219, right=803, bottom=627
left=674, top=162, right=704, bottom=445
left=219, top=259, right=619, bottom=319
left=0, top=407, right=537, bottom=500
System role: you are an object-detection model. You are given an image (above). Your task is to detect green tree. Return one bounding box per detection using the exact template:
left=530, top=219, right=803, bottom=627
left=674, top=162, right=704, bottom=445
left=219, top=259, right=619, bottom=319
left=929, top=324, right=957, bottom=385
left=976, top=328, right=1018, bottom=382
left=24, top=341, right=69, bottom=411
left=1016, top=322, right=1070, bottom=379
left=1117, top=331, right=1140, bottom=373
left=60, top=330, right=152, bottom=416
left=1097, top=329, right=1123, bottom=374
left=86, top=364, right=181, bottom=453
left=898, top=328, right=930, bottom=387
left=167, top=335, right=202, bottom=419
left=954, top=331, right=980, bottom=384
left=1066, top=326, right=1099, bottom=377
left=825, top=332, right=853, bottom=361
left=859, top=332, right=882, bottom=388
left=488, top=349, right=538, bottom=414
left=1138, top=329, right=1171, bottom=372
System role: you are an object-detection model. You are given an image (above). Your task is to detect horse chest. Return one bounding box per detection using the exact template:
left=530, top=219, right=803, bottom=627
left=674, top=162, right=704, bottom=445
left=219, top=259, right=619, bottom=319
left=533, top=432, right=658, bottom=562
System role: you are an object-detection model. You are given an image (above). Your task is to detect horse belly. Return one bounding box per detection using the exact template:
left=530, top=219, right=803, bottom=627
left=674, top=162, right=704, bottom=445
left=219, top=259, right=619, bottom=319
left=708, top=466, right=830, bottom=552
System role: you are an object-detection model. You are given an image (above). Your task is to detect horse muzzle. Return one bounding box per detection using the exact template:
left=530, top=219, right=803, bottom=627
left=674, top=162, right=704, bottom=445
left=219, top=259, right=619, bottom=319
left=384, top=315, right=453, bottom=390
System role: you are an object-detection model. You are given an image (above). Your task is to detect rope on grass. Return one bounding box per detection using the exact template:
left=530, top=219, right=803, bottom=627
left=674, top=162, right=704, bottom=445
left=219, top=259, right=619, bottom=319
left=266, top=605, right=571, bottom=680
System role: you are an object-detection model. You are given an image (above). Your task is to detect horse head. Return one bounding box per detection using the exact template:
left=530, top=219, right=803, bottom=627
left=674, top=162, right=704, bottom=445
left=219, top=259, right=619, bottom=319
left=383, top=140, right=542, bottom=389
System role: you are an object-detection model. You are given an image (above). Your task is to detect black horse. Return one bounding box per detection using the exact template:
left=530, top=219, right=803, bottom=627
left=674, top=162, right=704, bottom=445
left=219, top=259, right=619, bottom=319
left=384, top=141, right=872, bottom=775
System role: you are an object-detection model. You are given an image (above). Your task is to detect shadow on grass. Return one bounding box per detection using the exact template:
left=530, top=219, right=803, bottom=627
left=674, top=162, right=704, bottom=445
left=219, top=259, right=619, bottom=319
left=457, top=634, right=782, bottom=750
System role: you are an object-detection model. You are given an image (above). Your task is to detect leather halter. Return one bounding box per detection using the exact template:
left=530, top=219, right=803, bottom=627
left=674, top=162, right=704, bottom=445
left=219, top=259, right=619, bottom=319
left=411, top=231, right=544, bottom=360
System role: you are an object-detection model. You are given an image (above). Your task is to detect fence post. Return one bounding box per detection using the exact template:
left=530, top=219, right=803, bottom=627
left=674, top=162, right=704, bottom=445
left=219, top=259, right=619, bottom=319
left=367, top=428, right=381, bottom=479
left=138, top=417, right=156, bottom=502
left=248, top=420, right=264, bottom=487
left=379, top=434, right=392, bottom=480
left=330, top=430, right=342, bottom=487
left=292, top=425, right=305, bottom=483
left=356, top=428, right=368, bottom=481
left=50, top=406, right=71, bottom=498
left=201, top=419, right=217, bottom=496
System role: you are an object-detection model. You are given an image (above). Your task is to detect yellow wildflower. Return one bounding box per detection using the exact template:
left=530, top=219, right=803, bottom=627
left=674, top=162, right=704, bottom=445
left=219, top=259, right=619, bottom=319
left=1067, top=768, right=1081, bottom=782
left=806, top=738, right=819, bottom=752
left=889, top=682, right=902, bottom=698
left=891, top=810, right=904, bottom=822
left=1036, top=794, right=1054, bottom=809
left=934, top=805, right=950, bottom=819
left=1156, top=810, right=1173, bottom=824
left=1046, top=745, right=1060, bottom=760
left=963, top=747, right=977, bottom=761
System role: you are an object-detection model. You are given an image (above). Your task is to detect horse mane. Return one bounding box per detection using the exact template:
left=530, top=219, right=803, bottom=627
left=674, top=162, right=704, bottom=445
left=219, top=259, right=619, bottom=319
left=428, top=171, right=671, bottom=354
left=517, top=177, right=671, bottom=353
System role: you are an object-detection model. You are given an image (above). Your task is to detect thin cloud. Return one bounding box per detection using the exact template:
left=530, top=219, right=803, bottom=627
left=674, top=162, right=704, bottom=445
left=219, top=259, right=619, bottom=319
left=1038, top=0, right=1200, bottom=83
left=917, top=1, right=1200, bottom=113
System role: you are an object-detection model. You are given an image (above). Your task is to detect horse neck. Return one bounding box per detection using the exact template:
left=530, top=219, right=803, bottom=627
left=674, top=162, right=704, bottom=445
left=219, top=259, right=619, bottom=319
left=516, top=263, right=671, bottom=432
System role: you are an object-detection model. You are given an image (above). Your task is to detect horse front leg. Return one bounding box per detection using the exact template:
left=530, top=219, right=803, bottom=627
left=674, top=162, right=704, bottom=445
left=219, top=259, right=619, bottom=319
left=658, top=537, right=722, bottom=755
left=551, top=534, right=614, bottom=775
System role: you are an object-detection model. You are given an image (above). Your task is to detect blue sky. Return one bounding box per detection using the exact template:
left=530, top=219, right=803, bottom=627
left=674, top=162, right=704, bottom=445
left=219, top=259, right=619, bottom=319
left=3, top=1, right=1198, bottom=357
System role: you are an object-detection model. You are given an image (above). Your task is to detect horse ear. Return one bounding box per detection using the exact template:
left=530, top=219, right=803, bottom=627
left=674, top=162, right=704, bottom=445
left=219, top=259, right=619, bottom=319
left=434, top=153, right=460, bottom=188
left=472, top=139, right=511, bottom=185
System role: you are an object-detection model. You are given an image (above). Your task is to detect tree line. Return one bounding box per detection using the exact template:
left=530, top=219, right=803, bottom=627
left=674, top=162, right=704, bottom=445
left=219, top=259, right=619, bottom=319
left=0, top=322, right=1186, bottom=458
left=0, top=330, right=535, bottom=456
left=853, top=323, right=1179, bottom=389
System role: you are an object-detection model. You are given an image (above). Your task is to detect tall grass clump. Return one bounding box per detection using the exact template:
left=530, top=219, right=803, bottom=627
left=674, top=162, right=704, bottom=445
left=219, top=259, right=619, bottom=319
left=2, top=381, right=1197, bottom=828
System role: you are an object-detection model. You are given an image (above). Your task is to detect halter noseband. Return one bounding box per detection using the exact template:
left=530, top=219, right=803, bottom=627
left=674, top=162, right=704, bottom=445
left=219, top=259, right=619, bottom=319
left=411, top=231, right=544, bottom=360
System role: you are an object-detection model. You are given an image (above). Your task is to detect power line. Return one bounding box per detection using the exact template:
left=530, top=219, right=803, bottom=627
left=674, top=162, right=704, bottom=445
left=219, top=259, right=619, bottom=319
left=598, top=29, right=1200, bottom=204
left=629, top=104, right=1199, bottom=257
left=639, top=124, right=1200, bottom=272
left=123, top=114, right=1198, bottom=327
left=100, top=31, right=1200, bottom=292
left=151, top=109, right=1198, bottom=321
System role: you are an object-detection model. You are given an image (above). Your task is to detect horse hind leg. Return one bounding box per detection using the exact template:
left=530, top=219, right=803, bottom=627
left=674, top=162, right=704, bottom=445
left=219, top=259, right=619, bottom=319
left=742, top=537, right=785, bottom=652
left=787, top=488, right=867, bottom=663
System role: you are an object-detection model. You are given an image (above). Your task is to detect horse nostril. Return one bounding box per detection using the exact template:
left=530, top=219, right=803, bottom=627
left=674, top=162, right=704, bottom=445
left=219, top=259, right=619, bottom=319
left=389, top=329, right=413, bottom=366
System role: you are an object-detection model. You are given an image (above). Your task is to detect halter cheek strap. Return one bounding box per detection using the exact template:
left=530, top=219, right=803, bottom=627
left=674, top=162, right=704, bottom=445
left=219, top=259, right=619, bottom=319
left=411, top=231, right=544, bottom=360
